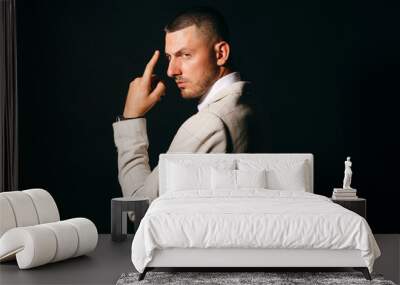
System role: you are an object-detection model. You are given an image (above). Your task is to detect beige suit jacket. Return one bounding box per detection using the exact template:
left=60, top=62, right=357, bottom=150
left=112, top=81, right=253, bottom=200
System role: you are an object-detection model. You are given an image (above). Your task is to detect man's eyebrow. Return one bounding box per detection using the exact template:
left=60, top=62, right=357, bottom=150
left=165, top=48, right=192, bottom=57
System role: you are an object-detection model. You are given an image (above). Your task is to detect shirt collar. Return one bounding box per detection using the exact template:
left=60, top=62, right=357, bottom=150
left=197, top=72, right=241, bottom=111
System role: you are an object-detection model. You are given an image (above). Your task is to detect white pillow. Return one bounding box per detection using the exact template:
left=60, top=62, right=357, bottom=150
left=211, top=168, right=267, bottom=190
left=168, top=163, right=210, bottom=191
left=237, top=159, right=307, bottom=191
left=237, top=169, right=267, bottom=188
left=167, top=160, right=235, bottom=192
left=211, top=168, right=236, bottom=190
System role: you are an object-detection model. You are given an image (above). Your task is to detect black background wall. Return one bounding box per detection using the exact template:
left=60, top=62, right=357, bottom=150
left=16, top=0, right=399, bottom=233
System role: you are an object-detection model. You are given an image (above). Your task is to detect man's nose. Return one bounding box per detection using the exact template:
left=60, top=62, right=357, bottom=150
left=167, top=58, right=181, bottom=78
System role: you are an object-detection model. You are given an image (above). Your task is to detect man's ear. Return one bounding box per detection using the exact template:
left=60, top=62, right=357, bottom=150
left=214, top=41, right=230, bottom=66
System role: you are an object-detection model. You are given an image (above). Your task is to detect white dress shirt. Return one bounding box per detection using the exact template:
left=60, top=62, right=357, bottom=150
left=197, top=72, right=241, bottom=112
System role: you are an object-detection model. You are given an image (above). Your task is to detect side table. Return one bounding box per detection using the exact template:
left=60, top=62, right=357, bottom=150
left=331, top=197, right=367, bottom=219
left=111, top=197, right=149, bottom=242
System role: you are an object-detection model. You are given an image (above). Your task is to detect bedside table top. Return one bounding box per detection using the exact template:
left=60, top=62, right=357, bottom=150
left=331, top=197, right=366, bottom=202
left=112, top=197, right=149, bottom=202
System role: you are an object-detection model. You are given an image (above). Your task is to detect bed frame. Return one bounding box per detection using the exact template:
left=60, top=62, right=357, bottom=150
left=139, top=154, right=371, bottom=280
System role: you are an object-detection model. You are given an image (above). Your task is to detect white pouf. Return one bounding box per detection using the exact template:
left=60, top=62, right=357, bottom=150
left=0, top=189, right=98, bottom=269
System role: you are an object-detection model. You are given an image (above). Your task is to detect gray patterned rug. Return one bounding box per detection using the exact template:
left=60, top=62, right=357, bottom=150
left=116, top=271, right=396, bottom=285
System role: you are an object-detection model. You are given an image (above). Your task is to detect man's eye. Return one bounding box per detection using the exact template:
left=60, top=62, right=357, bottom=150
left=183, top=54, right=191, bottom=58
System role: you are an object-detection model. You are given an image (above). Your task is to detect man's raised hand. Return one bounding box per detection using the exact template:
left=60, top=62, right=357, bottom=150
left=123, top=50, right=166, bottom=118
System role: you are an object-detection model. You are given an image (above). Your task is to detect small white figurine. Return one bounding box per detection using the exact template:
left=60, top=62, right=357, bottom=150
left=343, top=156, right=353, bottom=189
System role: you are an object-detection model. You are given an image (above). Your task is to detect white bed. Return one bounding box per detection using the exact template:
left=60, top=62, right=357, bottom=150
left=131, top=153, right=380, bottom=280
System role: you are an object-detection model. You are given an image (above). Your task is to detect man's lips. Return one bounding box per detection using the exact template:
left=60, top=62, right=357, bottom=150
left=176, top=81, right=187, bottom=88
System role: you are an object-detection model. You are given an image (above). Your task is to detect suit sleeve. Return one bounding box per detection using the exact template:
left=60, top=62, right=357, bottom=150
left=112, top=118, right=158, bottom=200
left=112, top=112, right=227, bottom=201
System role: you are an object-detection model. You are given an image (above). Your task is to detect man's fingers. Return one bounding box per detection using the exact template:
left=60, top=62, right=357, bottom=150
left=150, top=81, right=166, bottom=101
left=142, top=50, right=160, bottom=81
left=150, top=74, right=159, bottom=89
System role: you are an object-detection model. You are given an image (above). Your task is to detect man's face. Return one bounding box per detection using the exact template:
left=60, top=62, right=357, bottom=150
left=165, top=25, right=219, bottom=99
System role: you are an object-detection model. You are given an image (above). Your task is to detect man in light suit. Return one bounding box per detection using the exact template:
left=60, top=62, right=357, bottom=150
left=113, top=7, right=253, bottom=202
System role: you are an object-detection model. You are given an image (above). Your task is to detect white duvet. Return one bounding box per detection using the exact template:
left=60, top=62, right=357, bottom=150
left=131, top=190, right=380, bottom=273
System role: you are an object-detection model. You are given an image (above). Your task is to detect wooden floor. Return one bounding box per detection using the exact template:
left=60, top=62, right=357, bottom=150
left=0, top=234, right=398, bottom=284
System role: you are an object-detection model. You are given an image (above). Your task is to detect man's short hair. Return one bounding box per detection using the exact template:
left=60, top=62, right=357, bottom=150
left=164, top=7, right=231, bottom=44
